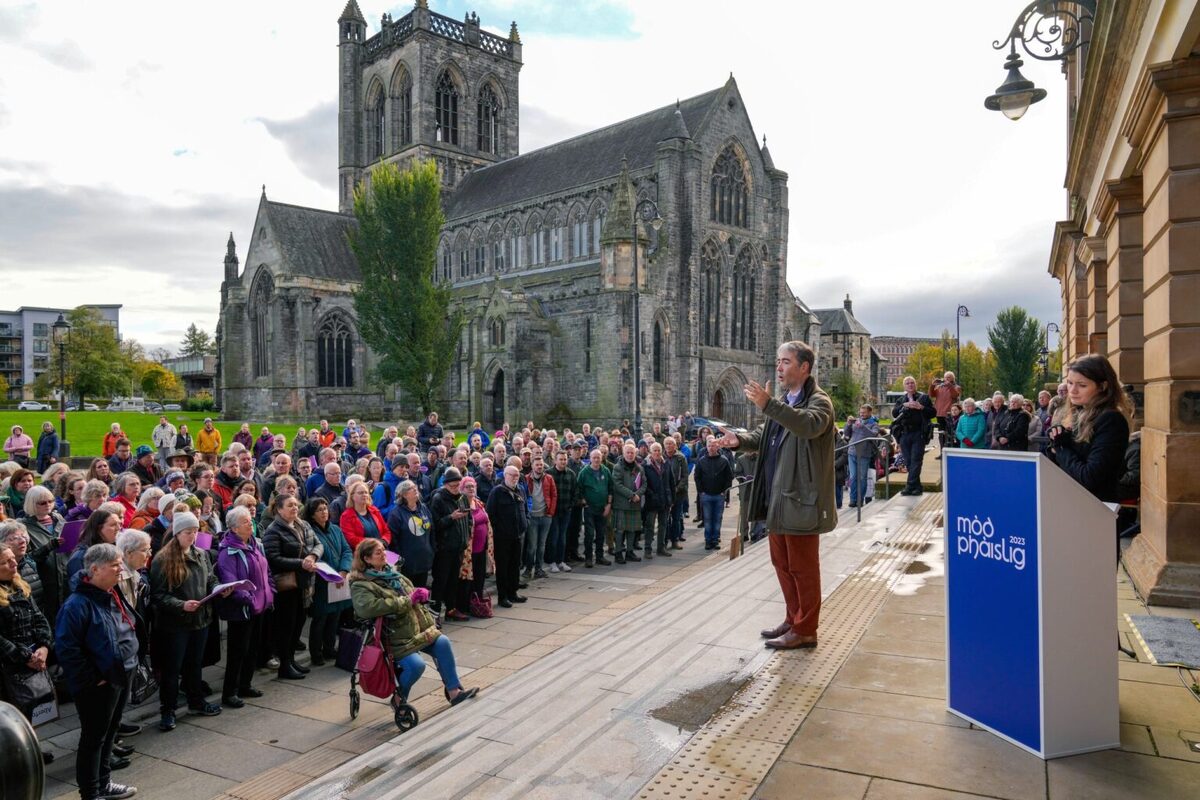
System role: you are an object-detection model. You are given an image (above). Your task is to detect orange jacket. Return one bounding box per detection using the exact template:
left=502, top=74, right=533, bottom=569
left=197, top=426, right=222, bottom=454
left=102, top=431, right=125, bottom=458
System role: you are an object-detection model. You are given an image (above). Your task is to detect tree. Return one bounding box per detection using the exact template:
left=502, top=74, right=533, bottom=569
left=349, top=159, right=464, bottom=415
left=149, top=347, right=173, bottom=363
left=893, top=340, right=996, bottom=401
left=987, top=306, right=1042, bottom=397
left=179, top=324, right=215, bottom=357
left=0, top=373, right=8, bottom=400
left=32, top=307, right=133, bottom=408
left=139, top=362, right=184, bottom=401
left=828, top=370, right=866, bottom=421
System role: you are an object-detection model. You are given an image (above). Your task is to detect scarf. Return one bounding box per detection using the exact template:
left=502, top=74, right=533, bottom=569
left=365, top=567, right=407, bottom=595
left=5, top=485, right=25, bottom=513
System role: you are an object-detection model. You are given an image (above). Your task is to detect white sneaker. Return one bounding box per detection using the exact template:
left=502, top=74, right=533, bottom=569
left=548, top=563, right=559, bottom=573
left=558, top=562, right=571, bottom=572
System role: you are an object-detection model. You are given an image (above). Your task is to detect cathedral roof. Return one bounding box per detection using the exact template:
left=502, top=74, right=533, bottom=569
left=263, top=201, right=360, bottom=282
left=445, top=87, right=722, bottom=221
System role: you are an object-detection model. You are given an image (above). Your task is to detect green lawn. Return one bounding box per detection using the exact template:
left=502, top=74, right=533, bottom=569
left=0, top=411, right=297, bottom=460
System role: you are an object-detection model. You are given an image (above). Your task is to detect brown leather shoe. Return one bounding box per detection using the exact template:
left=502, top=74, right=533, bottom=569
left=765, top=631, right=818, bottom=650
left=760, top=622, right=791, bottom=639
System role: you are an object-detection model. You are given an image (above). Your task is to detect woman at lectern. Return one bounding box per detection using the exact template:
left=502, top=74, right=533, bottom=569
left=1046, top=354, right=1131, bottom=504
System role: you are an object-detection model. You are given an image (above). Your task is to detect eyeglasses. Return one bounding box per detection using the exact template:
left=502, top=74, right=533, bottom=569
left=36, top=499, right=55, bottom=506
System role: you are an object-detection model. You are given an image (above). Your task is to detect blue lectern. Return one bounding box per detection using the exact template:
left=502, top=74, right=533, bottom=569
left=943, top=450, right=1118, bottom=758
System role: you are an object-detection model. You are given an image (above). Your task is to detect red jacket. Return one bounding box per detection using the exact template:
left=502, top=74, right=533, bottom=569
left=339, top=505, right=391, bottom=550
left=524, top=472, right=558, bottom=518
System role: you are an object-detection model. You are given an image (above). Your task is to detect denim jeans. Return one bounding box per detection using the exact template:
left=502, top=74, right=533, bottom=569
left=547, top=514, right=570, bottom=564
left=524, top=515, right=552, bottom=568
left=848, top=452, right=873, bottom=504
left=699, top=493, right=725, bottom=546
left=669, top=497, right=687, bottom=543
left=395, top=634, right=461, bottom=701
left=583, top=507, right=607, bottom=560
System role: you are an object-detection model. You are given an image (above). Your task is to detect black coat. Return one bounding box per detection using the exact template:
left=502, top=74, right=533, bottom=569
left=429, top=487, right=469, bottom=552
left=993, top=409, right=1031, bottom=452
left=891, top=393, right=936, bottom=438
left=416, top=421, right=444, bottom=451
left=263, top=517, right=316, bottom=591
left=1048, top=409, right=1130, bottom=503
left=694, top=452, right=734, bottom=496
left=640, top=459, right=673, bottom=512
left=486, top=484, right=527, bottom=539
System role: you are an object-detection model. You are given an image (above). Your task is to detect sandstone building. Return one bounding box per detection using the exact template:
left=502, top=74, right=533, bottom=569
left=1047, top=0, right=1200, bottom=604
left=811, top=295, right=888, bottom=404
left=217, top=1, right=820, bottom=429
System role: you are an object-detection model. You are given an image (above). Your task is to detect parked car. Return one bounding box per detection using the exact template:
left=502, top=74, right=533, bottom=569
left=17, top=400, right=51, bottom=411
left=163, top=403, right=181, bottom=411
left=145, top=402, right=164, bottom=413
left=688, top=416, right=749, bottom=437
left=66, top=402, right=99, bottom=411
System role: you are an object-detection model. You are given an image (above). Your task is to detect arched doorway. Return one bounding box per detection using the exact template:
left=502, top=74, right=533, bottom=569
left=489, top=369, right=505, bottom=430
left=711, top=388, right=725, bottom=420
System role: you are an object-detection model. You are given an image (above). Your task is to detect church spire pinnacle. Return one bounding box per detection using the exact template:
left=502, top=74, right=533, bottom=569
left=509, top=20, right=521, bottom=43
left=223, top=232, right=239, bottom=284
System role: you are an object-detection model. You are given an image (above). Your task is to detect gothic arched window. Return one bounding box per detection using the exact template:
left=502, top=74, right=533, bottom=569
left=700, top=241, right=722, bottom=346
left=590, top=201, right=607, bottom=253
left=489, top=317, right=506, bottom=346
left=393, top=69, right=413, bottom=147
left=317, top=313, right=355, bottom=388
left=568, top=205, right=588, bottom=259
left=250, top=271, right=273, bottom=378
left=652, top=320, right=665, bottom=382
left=434, top=71, right=459, bottom=145
left=477, top=84, right=499, bottom=154
left=506, top=219, right=523, bottom=270
left=710, top=147, right=749, bottom=228
left=489, top=223, right=505, bottom=273
left=367, top=83, right=386, bottom=161
left=731, top=247, right=757, bottom=350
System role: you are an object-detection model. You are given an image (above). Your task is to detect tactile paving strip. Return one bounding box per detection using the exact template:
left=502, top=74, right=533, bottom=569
left=638, top=494, right=942, bottom=799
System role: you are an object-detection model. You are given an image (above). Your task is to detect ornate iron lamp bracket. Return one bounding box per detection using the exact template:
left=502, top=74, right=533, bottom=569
left=993, top=0, right=1097, bottom=62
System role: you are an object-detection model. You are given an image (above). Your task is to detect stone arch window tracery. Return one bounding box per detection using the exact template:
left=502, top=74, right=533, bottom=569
left=438, top=240, right=452, bottom=283
left=489, top=317, right=506, bottom=346
left=505, top=218, right=522, bottom=270
left=710, top=146, right=749, bottom=228
left=731, top=247, right=757, bottom=351
left=489, top=223, right=505, bottom=273
left=317, top=312, right=355, bottom=388
left=250, top=270, right=273, bottom=378
left=471, top=229, right=486, bottom=275
left=545, top=209, right=563, bottom=262
left=526, top=214, right=544, bottom=266
left=590, top=200, right=607, bottom=253
left=391, top=66, right=413, bottom=148
left=476, top=84, right=500, bottom=154
left=652, top=317, right=667, bottom=383
left=700, top=240, right=723, bottom=347
left=434, top=70, right=459, bottom=145
left=366, top=80, right=386, bottom=161
left=568, top=204, right=588, bottom=259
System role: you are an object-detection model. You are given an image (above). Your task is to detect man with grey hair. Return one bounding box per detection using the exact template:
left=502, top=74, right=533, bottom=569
left=56, top=543, right=140, bottom=800
left=486, top=465, right=527, bottom=606
left=315, top=460, right=346, bottom=506
left=721, top=340, right=837, bottom=650
left=891, top=376, right=936, bottom=496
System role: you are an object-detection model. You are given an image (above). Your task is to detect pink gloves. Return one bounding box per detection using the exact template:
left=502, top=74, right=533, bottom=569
left=409, top=587, right=430, bottom=605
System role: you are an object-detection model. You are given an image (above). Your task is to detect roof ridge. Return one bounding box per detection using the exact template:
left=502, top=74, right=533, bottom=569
left=266, top=199, right=354, bottom=219
left=465, top=86, right=721, bottom=179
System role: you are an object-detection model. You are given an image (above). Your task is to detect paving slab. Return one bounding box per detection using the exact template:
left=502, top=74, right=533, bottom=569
left=1046, top=748, right=1200, bottom=799
left=755, top=761, right=870, bottom=800
left=862, top=779, right=1002, bottom=799
left=829, top=651, right=946, bottom=700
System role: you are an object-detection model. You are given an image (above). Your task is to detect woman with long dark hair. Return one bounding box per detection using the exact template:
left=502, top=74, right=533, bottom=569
left=149, top=510, right=223, bottom=731
left=1047, top=353, right=1132, bottom=504
left=263, top=495, right=321, bottom=680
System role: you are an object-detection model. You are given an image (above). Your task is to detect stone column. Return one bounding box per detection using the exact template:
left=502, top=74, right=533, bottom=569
left=1064, top=258, right=1089, bottom=359
left=1078, top=236, right=1107, bottom=355
left=1123, top=58, right=1200, bottom=606
left=1100, top=177, right=1144, bottom=422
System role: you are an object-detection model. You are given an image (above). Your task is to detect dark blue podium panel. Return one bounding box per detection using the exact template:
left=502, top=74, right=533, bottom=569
left=945, top=455, right=1041, bottom=753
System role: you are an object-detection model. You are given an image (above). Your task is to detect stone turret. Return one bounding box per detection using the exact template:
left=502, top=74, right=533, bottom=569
left=223, top=233, right=238, bottom=285
left=338, top=0, right=366, bottom=213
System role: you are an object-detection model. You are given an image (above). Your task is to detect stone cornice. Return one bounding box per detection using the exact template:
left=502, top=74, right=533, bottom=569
left=1096, top=175, right=1143, bottom=226
left=1121, top=57, right=1200, bottom=152
left=1076, top=235, right=1108, bottom=266
left=1048, top=219, right=1083, bottom=280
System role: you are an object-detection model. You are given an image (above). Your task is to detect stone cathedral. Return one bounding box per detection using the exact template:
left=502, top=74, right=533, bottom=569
left=217, top=0, right=820, bottom=428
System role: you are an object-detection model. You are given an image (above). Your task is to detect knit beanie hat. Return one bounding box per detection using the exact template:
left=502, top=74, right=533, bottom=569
left=442, top=467, right=463, bottom=484
left=173, top=511, right=200, bottom=535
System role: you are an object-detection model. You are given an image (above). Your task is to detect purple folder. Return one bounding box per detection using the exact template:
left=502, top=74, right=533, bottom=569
left=57, top=521, right=86, bottom=554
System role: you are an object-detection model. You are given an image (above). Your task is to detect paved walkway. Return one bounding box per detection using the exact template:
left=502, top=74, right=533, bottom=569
left=38, top=499, right=753, bottom=800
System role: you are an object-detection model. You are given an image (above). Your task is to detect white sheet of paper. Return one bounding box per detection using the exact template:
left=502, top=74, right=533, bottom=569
left=326, top=580, right=351, bottom=603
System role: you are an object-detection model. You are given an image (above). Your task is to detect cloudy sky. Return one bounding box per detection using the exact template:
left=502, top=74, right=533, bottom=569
left=0, top=0, right=1067, bottom=353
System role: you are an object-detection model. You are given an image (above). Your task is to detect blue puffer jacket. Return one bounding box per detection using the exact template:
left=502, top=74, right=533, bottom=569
left=956, top=410, right=987, bottom=449
left=54, top=577, right=139, bottom=695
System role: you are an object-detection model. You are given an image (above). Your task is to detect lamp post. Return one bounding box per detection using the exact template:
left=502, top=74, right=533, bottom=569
left=985, top=1, right=1095, bottom=120
left=956, top=305, right=970, bottom=376
left=51, top=313, right=71, bottom=457
left=630, top=197, right=663, bottom=444
left=1043, top=322, right=1061, bottom=386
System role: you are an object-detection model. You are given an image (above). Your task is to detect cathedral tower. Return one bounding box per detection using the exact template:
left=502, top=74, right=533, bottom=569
left=337, top=1, right=523, bottom=212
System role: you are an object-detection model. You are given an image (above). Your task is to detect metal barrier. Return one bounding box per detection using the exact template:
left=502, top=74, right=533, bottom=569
left=0, top=701, right=44, bottom=800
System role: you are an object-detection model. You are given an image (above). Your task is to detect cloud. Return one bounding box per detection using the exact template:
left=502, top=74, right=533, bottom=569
left=256, top=100, right=338, bottom=191
left=519, top=104, right=593, bottom=152
left=0, top=4, right=90, bottom=71
left=430, top=0, right=635, bottom=39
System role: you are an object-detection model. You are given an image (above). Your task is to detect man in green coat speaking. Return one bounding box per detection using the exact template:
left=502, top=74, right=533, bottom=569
left=720, top=340, right=837, bottom=650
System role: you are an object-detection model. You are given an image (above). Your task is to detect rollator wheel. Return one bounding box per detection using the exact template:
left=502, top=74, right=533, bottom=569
left=394, top=703, right=419, bottom=731
left=349, top=688, right=360, bottom=720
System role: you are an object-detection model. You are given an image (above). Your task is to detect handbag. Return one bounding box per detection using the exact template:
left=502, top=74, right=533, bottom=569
left=356, top=618, right=396, bottom=699
left=129, top=656, right=158, bottom=706
left=274, top=571, right=298, bottom=592
left=469, top=591, right=493, bottom=619
left=1, top=665, right=54, bottom=719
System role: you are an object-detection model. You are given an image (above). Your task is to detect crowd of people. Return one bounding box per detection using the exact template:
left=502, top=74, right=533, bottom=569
left=0, top=348, right=1139, bottom=800
left=0, top=409, right=750, bottom=799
